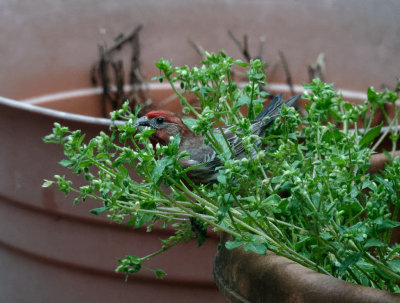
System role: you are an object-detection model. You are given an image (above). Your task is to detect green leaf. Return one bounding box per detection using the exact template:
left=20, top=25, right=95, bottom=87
left=322, top=128, right=344, bottom=143
left=59, top=159, right=73, bottom=167
left=155, top=269, right=167, bottom=279
left=152, top=157, right=173, bottom=184
left=359, top=123, right=382, bottom=147
left=320, top=232, right=333, bottom=241
left=42, top=180, right=54, bottom=188
left=294, top=236, right=314, bottom=251
left=170, top=133, right=181, bottom=152
left=235, top=94, right=251, bottom=109
left=89, top=206, right=110, bottom=216
left=151, top=76, right=164, bottom=83
left=116, top=255, right=142, bottom=276
left=190, top=217, right=208, bottom=247
left=234, top=59, right=248, bottom=67
left=155, top=58, right=172, bottom=72
left=373, top=218, right=400, bottom=232
left=213, top=132, right=232, bottom=158
left=338, top=252, right=363, bottom=277
left=182, top=118, right=197, bottom=132
left=388, top=245, right=400, bottom=260
left=364, top=238, right=385, bottom=249
left=244, top=235, right=268, bottom=255
left=217, top=174, right=227, bottom=185
left=261, top=194, right=281, bottom=207
left=362, top=179, right=377, bottom=191
left=134, top=212, right=154, bottom=229
left=367, top=87, right=384, bottom=105
left=125, top=216, right=136, bottom=226
left=240, top=196, right=256, bottom=203
left=55, top=175, right=72, bottom=195
left=387, top=259, right=400, bottom=274
left=225, top=238, right=245, bottom=250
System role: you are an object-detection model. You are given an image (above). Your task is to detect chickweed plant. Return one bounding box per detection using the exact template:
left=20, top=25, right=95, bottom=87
left=43, top=51, right=400, bottom=292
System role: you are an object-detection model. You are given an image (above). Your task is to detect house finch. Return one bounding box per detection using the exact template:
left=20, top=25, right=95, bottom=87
left=134, top=94, right=299, bottom=184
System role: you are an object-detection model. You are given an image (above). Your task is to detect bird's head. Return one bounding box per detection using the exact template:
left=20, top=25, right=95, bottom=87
left=134, top=111, right=190, bottom=145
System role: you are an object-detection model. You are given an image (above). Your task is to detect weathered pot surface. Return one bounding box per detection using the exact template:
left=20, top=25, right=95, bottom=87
left=1, top=1, right=400, bottom=302
left=213, top=154, right=400, bottom=303
left=0, top=91, right=224, bottom=303
left=1, top=83, right=392, bottom=303
left=214, top=233, right=400, bottom=303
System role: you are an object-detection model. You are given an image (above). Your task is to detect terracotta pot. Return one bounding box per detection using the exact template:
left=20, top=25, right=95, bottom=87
left=214, top=234, right=400, bottom=303
left=1, top=1, right=399, bottom=302
left=0, top=89, right=225, bottom=302
left=213, top=151, right=400, bottom=303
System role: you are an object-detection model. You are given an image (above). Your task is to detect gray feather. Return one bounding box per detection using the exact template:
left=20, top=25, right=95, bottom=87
left=179, top=94, right=300, bottom=183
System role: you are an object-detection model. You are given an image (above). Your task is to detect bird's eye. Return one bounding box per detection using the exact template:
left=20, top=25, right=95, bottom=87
left=156, top=117, right=164, bottom=124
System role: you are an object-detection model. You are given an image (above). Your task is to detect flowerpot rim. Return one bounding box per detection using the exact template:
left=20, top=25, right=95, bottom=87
left=0, top=81, right=369, bottom=125
left=0, top=95, right=112, bottom=127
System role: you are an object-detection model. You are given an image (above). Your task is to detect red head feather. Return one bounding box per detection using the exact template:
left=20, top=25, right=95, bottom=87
left=145, top=111, right=191, bottom=133
left=143, top=110, right=192, bottom=145
left=145, top=110, right=179, bottom=123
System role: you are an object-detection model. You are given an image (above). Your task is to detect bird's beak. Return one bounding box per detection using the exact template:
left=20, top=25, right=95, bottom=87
left=134, top=116, right=150, bottom=131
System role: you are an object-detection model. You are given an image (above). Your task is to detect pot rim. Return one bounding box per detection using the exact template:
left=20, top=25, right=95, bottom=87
left=0, top=82, right=368, bottom=126
left=0, top=94, right=112, bottom=127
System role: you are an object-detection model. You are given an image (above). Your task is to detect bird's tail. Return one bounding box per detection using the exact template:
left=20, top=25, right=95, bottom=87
left=255, top=93, right=300, bottom=123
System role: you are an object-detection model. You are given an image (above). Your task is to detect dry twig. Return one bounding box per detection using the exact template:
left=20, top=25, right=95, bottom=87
left=91, top=24, right=152, bottom=117
left=308, top=53, right=326, bottom=82
left=278, top=50, right=295, bottom=97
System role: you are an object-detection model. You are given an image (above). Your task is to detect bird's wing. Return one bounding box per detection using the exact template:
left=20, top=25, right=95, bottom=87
left=179, top=94, right=300, bottom=182
left=255, top=93, right=299, bottom=123
left=215, top=120, right=266, bottom=159
left=180, top=142, right=220, bottom=168
left=214, top=125, right=247, bottom=158
left=255, top=93, right=284, bottom=121
left=216, top=94, right=300, bottom=158
left=179, top=143, right=222, bottom=183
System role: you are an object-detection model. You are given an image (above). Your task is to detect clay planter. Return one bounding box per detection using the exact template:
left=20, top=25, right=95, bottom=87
left=214, top=233, right=400, bottom=303
left=1, top=1, right=399, bottom=302
left=0, top=89, right=225, bottom=303
left=213, top=151, right=400, bottom=303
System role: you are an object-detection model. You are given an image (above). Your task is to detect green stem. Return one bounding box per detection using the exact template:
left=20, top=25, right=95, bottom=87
left=140, top=236, right=182, bottom=261
left=231, top=192, right=271, bottom=237
left=228, top=210, right=243, bottom=236
left=364, top=104, right=377, bottom=131
left=89, top=158, right=118, bottom=178
left=365, top=252, right=400, bottom=280
left=216, top=122, right=235, bottom=156
left=164, top=72, right=201, bottom=119
left=249, top=81, right=256, bottom=120
left=371, top=108, right=400, bottom=151
left=205, top=131, right=224, bottom=154
left=229, top=212, right=332, bottom=275
left=226, top=70, right=240, bottom=124
left=391, top=105, right=400, bottom=157
left=385, top=204, right=399, bottom=245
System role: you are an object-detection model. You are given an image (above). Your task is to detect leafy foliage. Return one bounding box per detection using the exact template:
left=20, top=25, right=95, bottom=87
left=44, top=52, right=400, bottom=292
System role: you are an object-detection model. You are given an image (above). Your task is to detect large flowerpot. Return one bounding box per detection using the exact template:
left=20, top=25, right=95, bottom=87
left=213, top=152, right=400, bottom=303
left=1, top=1, right=399, bottom=302
left=0, top=90, right=224, bottom=303
left=214, top=232, right=400, bottom=303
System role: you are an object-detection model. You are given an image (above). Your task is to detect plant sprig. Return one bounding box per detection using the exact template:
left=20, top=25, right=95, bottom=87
left=44, top=52, right=400, bottom=292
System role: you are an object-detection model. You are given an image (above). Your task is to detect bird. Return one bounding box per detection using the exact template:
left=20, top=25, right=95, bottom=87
left=134, top=93, right=300, bottom=184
